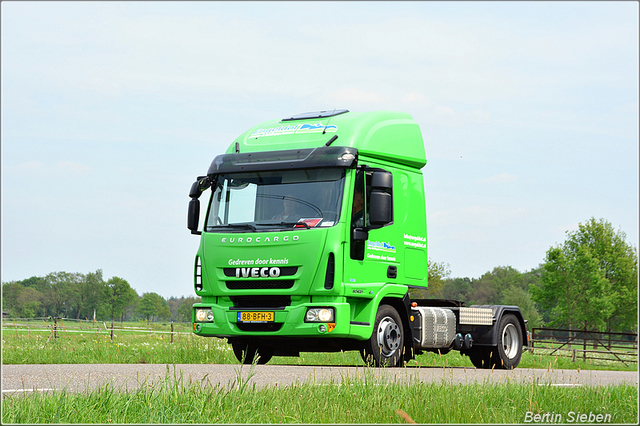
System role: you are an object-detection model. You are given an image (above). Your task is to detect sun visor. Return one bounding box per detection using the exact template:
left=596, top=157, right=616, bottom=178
left=207, top=146, right=358, bottom=175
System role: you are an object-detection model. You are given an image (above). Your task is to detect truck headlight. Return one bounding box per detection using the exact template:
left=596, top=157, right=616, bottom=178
left=305, top=307, right=334, bottom=323
left=195, top=308, right=214, bottom=323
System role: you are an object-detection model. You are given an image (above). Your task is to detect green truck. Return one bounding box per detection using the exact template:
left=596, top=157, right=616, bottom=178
left=187, top=109, right=528, bottom=369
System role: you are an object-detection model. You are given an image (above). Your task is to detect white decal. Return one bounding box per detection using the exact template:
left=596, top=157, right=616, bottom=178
left=403, top=234, right=426, bottom=249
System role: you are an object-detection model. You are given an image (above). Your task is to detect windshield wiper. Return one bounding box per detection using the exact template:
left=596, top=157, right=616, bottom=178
left=208, top=223, right=257, bottom=231
left=259, top=221, right=310, bottom=229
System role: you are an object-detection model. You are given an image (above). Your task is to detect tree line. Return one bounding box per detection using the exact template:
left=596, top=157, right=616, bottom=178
left=3, top=217, right=637, bottom=332
left=420, top=217, right=637, bottom=333
left=2, top=270, right=200, bottom=323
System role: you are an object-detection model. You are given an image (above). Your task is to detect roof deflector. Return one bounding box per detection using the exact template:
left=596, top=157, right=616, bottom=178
left=282, top=109, right=349, bottom=121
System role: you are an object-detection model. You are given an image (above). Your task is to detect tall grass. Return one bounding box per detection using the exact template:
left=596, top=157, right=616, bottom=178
left=2, top=365, right=637, bottom=424
left=2, top=327, right=637, bottom=371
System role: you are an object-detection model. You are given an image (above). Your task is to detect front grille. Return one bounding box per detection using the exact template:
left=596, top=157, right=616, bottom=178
left=226, top=280, right=294, bottom=290
left=236, top=323, right=283, bottom=332
left=230, top=295, right=291, bottom=309
left=223, top=267, right=298, bottom=277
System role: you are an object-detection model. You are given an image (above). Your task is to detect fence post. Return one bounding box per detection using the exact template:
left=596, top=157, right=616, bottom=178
left=572, top=349, right=576, bottom=362
left=171, top=321, right=174, bottom=344
left=583, top=325, right=587, bottom=361
left=54, top=317, right=58, bottom=339
left=530, top=328, right=536, bottom=354
left=110, top=319, right=114, bottom=341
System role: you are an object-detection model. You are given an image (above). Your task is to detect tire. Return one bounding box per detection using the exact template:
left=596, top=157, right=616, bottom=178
left=494, top=314, right=523, bottom=369
left=467, top=347, right=495, bottom=369
left=231, top=341, right=274, bottom=365
left=360, top=304, right=404, bottom=367
left=467, top=314, right=523, bottom=369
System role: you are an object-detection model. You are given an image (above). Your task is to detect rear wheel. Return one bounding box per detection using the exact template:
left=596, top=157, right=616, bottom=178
left=231, top=341, right=274, bottom=365
left=466, top=314, right=523, bottom=369
left=495, top=314, right=523, bottom=369
left=467, top=347, right=495, bottom=369
left=360, top=304, right=404, bottom=367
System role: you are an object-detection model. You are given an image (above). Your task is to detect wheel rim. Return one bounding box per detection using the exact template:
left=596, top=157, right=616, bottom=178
left=377, top=316, right=401, bottom=357
left=502, top=323, right=520, bottom=359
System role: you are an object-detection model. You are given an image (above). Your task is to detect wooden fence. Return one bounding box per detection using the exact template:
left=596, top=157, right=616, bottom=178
left=531, top=327, right=638, bottom=366
left=2, top=317, right=191, bottom=343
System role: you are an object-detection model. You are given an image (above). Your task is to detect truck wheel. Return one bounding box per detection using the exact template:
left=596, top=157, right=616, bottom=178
left=467, top=347, right=495, bottom=369
left=360, top=304, right=404, bottom=367
left=231, top=342, right=273, bottom=365
left=495, top=314, right=523, bottom=369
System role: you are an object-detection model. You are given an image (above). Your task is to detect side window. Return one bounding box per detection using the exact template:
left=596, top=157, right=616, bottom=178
left=350, top=170, right=366, bottom=260
left=350, top=168, right=393, bottom=261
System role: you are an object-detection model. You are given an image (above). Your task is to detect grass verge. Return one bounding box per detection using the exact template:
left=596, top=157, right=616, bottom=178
left=2, top=366, right=637, bottom=424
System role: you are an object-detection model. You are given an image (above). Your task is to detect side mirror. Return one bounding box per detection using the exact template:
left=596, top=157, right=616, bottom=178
left=187, top=198, right=201, bottom=234
left=371, top=171, right=392, bottom=190
left=369, top=171, right=392, bottom=226
left=188, top=176, right=209, bottom=235
left=189, top=176, right=210, bottom=199
left=369, top=191, right=392, bottom=225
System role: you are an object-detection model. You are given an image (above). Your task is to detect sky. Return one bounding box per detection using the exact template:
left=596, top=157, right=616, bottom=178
left=2, top=1, right=638, bottom=299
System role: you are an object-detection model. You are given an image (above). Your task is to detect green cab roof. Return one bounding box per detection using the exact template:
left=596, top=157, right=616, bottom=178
left=227, top=110, right=426, bottom=169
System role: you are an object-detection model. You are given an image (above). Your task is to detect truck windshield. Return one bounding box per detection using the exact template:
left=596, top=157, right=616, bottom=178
left=206, top=168, right=345, bottom=231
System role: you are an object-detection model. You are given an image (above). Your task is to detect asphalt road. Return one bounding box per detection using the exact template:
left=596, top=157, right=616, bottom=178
left=3, top=364, right=637, bottom=396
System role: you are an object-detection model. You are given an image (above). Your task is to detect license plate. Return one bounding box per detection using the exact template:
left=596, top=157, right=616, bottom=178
left=237, top=311, right=275, bottom=323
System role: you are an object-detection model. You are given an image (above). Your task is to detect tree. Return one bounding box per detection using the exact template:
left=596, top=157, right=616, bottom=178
left=408, top=259, right=451, bottom=298
left=2, top=281, right=24, bottom=316
left=44, top=271, right=81, bottom=317
left=442, top=277, right=473, bottom=302
left=80, top=270, right=109, bottom=320
left=167, top=296, right=180, bottom=320
left=532, top=218, right=637, bottom=332
left=106, top=277, right=138, bottom=322
left=177, top=296, right=201, bottom=322
left=501, top=286, right=542, bottom=329
left=18, top=275, right=48, bottom=293
left=137, top=292, right=171, bottom=322
left=16, top=287, right=43, bottom=318
left=468, top=266, right=526, bottom=305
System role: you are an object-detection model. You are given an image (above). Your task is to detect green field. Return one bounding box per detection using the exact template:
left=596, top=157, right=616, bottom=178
left=2, top=320, right=637, bottom=371
left=2, top=320, right=637, bottom=424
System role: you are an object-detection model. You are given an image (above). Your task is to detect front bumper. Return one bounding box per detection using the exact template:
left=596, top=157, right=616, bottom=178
left=192, top=301, right=354, bottom=338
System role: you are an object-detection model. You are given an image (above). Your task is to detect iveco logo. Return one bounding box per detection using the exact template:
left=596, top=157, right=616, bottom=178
left=222, top=235, right=299, bottom=243
left=236, top=267, right=281, bottom=278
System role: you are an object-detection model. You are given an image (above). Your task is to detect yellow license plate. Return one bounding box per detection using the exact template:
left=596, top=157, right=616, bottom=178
left=237, top=311, right=275, bottom=323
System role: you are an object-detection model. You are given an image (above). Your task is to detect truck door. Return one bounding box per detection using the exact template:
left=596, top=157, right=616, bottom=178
left=344, top=167, right=398, bottom=286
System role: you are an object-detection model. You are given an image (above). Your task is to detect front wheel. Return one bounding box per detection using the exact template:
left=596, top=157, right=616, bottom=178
left=360, top=304, right=404, bottom=367
left=231, top=341, right=273, bottom=365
